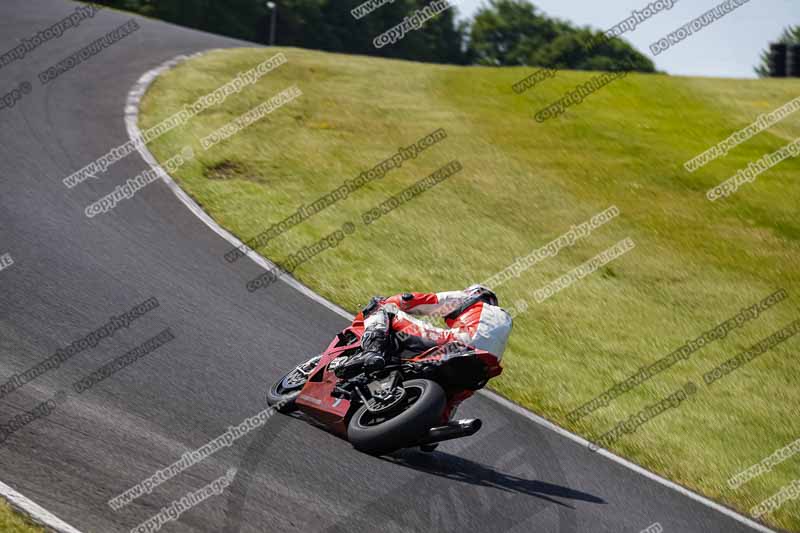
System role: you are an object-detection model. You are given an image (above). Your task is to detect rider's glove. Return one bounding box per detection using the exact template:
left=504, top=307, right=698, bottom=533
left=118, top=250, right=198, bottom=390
left=361, top=296, right=386, bottom=318
left=334, top=351, right=386, bottom=379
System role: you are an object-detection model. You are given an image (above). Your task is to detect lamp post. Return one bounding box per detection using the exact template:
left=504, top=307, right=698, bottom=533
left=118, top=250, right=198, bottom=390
left=266, top=2, right=277, bottom=46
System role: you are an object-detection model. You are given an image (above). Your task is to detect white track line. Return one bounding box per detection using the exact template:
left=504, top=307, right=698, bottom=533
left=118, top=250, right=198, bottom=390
left=0, top=481, right=83, bottom=533
left=127, top=52, right=776, bottom=533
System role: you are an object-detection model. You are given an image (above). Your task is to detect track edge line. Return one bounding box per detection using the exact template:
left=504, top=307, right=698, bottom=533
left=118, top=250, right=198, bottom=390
left=0, top=481, right=84, bottom=533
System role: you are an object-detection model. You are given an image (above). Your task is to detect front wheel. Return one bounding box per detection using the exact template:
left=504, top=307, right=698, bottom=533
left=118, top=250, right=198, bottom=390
left=267, top=355, right=321, bottom=412
left=347, top=379, right=446, bottom=455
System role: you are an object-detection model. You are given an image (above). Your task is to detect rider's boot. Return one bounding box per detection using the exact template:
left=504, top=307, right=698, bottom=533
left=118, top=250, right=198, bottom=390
left=335, top=313, right=391, bottom=379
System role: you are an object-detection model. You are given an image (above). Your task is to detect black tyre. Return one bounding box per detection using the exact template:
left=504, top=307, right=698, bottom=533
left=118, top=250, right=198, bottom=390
left=347, top=379, right=446, bottom=455
left=266, top=355, right=321, bottom=413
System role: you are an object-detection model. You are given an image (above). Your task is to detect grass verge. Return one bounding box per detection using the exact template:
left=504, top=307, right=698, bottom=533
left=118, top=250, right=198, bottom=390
left=139, top=46, right=800, bottom=531
left=0, top=498, right=46, bottom=533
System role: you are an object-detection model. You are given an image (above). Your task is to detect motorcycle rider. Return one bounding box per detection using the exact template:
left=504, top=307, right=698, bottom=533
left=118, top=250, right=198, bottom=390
left=335, top=284, right=512, bottom=380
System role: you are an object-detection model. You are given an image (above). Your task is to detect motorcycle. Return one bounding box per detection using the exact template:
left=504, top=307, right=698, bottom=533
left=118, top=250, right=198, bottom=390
left=266, top=311, right=502, bottom=455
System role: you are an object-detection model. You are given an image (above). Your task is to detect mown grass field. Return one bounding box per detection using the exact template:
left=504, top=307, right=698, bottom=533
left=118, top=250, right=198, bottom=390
left=139, top=47, right=800, bottom=531
left=0, top=499, right=45, bottom=533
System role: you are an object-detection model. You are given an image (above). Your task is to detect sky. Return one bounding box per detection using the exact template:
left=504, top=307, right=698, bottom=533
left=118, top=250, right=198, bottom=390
left=453, top=0, right=799, bottom=79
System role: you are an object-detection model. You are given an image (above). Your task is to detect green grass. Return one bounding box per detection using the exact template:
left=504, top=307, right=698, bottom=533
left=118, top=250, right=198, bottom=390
left=0, top=499, right=46, bottom=533
left=139, top=47, right=800, bottom=531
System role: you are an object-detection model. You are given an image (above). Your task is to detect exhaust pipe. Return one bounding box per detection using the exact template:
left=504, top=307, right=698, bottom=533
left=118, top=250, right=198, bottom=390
left=417, top=418, right=482, bottom=446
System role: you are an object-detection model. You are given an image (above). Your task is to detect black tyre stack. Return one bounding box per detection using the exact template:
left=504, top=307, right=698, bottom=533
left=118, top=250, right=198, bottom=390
left=787, top=44, right=800, bottom=77
left=767, top=43, right=800, bottom=77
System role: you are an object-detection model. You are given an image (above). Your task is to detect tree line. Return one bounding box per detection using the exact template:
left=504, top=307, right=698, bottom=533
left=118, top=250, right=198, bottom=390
left=94, top=0, right=656, bottom=72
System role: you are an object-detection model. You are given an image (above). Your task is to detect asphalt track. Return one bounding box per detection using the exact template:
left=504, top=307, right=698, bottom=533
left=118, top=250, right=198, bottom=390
left=0, top=1, right=778, bottom=532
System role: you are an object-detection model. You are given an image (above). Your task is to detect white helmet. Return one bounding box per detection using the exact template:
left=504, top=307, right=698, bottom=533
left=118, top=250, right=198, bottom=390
left=465, top=284, right=498, bottom=306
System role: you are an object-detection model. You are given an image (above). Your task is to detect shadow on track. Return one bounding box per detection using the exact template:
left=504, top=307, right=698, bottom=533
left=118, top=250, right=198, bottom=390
left=221, top=404, right=587, bottom=533
left=384, top=449, right=606, bottom=508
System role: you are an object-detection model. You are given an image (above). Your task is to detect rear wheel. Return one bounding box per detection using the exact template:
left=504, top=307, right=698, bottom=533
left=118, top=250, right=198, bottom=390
left=347, top=379, right=446, bottom=455
left=266, top=355, right=321, bottom=412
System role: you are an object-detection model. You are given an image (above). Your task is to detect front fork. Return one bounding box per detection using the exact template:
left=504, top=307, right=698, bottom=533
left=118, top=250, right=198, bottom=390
left=333, top=369, right=404, bottom=413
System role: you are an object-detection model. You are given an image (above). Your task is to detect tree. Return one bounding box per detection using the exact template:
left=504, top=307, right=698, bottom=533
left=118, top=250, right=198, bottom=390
left=755, top=26, right=800, bottom=77
left=466, top=0, right=563, bottom=66
left=94, top=0, right=656, bottom=71
left=276, top=0, right=468, bottom=65
left=94, top=0, right=468, bottom=65
left=466, top=0, right=654, bottom=72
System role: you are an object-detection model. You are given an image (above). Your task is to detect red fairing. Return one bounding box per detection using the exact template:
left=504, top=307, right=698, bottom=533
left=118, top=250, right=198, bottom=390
left=292, top=310, right=502, bottom=435
left=293, top=312, right=365, bottom=436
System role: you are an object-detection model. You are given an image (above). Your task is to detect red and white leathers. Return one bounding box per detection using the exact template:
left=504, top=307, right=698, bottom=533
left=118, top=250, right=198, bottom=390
left=356, top=290, right=512, bottom=423
left=369, top=290, right=513, bottom=364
